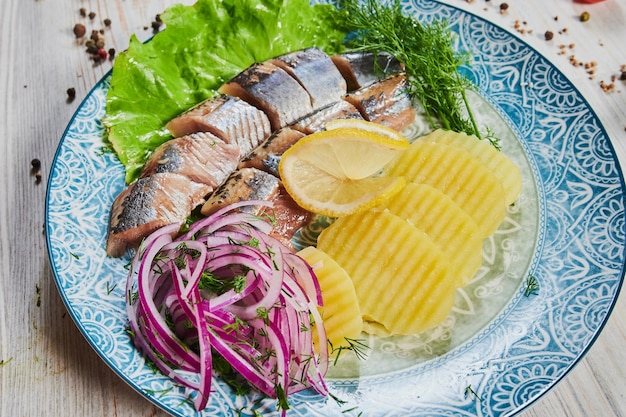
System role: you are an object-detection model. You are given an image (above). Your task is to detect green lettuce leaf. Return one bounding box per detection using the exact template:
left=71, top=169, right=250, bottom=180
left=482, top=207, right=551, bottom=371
left=103, top=0, right=347, bottom=183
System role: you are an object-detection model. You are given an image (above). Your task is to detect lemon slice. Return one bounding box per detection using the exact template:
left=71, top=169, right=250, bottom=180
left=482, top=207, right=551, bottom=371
left=325, top=118, right=409, bottom=144
left=278, top=126, right=409, bottom=217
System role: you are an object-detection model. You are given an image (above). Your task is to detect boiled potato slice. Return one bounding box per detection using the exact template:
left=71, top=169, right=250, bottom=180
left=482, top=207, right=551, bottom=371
left=297, top=246, right=363, bottom=354
left=421, top=129, right=522, bottom=205
left=376, top=182, right=482, bottom=287
left=385, top=140, right=506, bottom=237
left=317, top=210, right=456, bottom=336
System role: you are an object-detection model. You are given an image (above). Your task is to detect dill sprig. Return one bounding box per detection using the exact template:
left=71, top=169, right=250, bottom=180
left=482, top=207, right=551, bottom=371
left=464, top=384, right=482, bottom=401
left=336, top=0, right=498, bottom=148
left=524, top=273, right=539, bottom=296
left=329, top=337, right=370, bottom=365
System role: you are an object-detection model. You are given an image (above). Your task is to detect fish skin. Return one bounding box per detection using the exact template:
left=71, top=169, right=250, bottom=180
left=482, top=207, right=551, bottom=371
left=238, top=127, right=306, bottom=177
left=344, top=74, right=416, bottom=132
left=219, top=62, right=314, bottom=131
left=290, top=100, right=364, bottom=135
left=201, top=167, right=282, bottom=216
left=270, top=47, right=347, bottom=110
left=141, top=132, right=240, bottom=189
left=165, top=95, right=272, bottom=158
left=106, top=173, right=211, bottom=257
left=201, top=167, right=313, bottom=249
left=331, top=52, right=403, bottom=91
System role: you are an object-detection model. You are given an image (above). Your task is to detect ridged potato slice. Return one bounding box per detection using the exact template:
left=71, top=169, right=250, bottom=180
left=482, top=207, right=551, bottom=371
left=317, top=210, right=456, bottom=336
left=297, top=246, right=363, bottom=353
left=385, top=140, right=506, bottom=237
left=422, top=129, right=522, bottom=205
left=376, top=182, right=482, bottom=287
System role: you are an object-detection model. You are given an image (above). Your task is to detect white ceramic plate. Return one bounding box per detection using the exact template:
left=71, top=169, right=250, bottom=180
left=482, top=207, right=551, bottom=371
left=45, top=1, right=625, bottom=415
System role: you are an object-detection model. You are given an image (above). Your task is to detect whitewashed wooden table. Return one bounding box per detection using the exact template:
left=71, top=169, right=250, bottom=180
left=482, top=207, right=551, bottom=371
left=0, top=0, right=624, bottom=416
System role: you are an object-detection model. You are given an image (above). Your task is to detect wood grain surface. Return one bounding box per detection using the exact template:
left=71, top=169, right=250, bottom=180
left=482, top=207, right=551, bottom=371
left=0, top=0, right=624, bottom=416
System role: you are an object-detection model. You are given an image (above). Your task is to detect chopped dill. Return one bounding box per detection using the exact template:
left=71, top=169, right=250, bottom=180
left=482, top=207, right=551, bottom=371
left=106, top=281, right=117, bottom=295
left=464, top=384, right=482, bottom=401
left=524, top=273, right=540, bottom=296
left=330, top=337, right=370, bottom=365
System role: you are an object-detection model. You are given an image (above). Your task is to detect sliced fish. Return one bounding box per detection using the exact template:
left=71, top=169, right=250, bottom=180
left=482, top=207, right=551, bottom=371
left=344, top=74, right=415, bottom=132
left=331, top=52, right=403, bottom=91
left=290, top=100, right=364, bottom=134
left=201, top=167, right=313, bottom=248
left=106, top=173, right=211, bottom=257
left=219, top=62, right=313, bottom=131
left=270, top=47, right=347, bottom=110
left=201, top=167, right=282, bottom=216
left=238, top=127, right=306, bottom=177
left=140, top=131, right=240, bottom=188
left=165, top=95, right=272, bottom=157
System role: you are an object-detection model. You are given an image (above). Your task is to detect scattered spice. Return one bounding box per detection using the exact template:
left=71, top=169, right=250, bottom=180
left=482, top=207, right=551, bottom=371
left=499, top=2, right=509, bottom=13
left=580, top=11, right=590, bottom=22
left=88, top=11, right=96, bottom=20
left=600, top=80, right=615, bottom=93
left=73, top=23, right=86, bottom=38
left=31, top=158, right=41, bottom=172
left=79, top=7, right=86, bottom=17
left=620, top=70, right=626, bottom=81
left=66, top=87, right=76, bottom=100
left=104, top=18, right=111, bottom=27
left=108, top=47, right=116, bottom=59
left=151, top=14, right=163, bottom=33
left=31, top=158, right=42, bottom=184
left=544, top=30, right=554, bottom=41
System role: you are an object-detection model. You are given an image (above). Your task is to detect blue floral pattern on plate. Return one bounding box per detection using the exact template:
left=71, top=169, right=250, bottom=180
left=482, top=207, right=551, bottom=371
left=45, top=1, right=625, bottom=416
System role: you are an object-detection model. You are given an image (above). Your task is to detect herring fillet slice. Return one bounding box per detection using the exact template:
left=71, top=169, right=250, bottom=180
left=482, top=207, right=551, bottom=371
left=165, top=95, right=272, bottom=158
left=140, top=132, right=240, bottom=188
left=238, top=127, right=307, bottom=177
left=344, top=74, right=415, bottom=132
left=219, top=62, right=314, bottom=131
left=331, top=51, right=403, bottom=91
left=270, top=47, right=347, bottom=110
left=106, top=172, right=211, bottom=257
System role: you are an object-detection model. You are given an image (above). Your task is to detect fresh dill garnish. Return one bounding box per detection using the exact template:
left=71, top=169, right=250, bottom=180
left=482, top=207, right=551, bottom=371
left=524, top=273, right=540, bottom=296
left=464, top=384, right=482, bottom=401
left=106, top=281, right=117, bottom=295
left=213, top=354, right=253, bottom=396
left=337, top=0, right=499, bottom=148
left=274, top=383, right=290, bottom=412
left=143, top=386, right=174, bottom=397
left=198, top=269, right=248, bottom=295
left=329, top=337, right=370, bottom=365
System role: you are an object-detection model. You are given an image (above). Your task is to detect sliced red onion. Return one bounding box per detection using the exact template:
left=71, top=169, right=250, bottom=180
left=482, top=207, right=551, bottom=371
left=125, top=201, right=328, bottom=413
